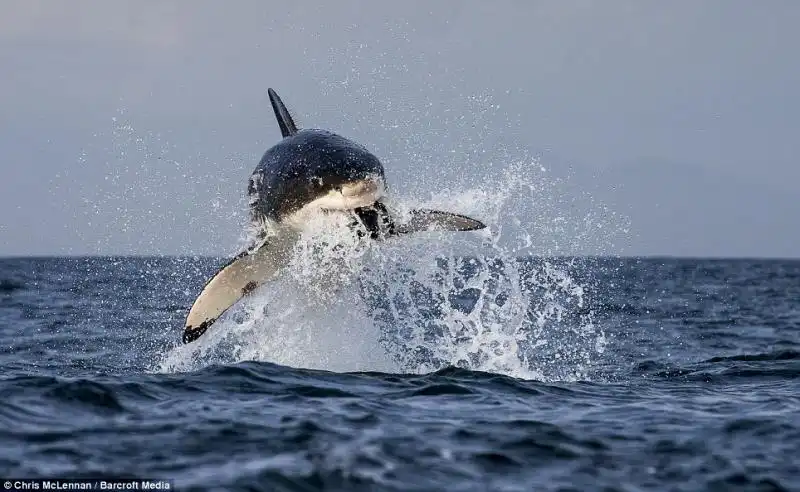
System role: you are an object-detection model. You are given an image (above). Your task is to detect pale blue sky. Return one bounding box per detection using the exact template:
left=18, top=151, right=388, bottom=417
left=1, top=1, right=797, bottom=257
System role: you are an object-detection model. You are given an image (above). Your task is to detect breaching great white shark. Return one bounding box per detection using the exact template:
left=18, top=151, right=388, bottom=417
left=182, top=88, right=486, bottom=343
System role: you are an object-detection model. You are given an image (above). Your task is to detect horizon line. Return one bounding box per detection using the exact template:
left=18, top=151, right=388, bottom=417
left=1, top=254, right=798, bottom=262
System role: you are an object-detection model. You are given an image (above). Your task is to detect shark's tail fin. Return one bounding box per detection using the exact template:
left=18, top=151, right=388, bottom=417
left=267, top=88, right=298, bottom=138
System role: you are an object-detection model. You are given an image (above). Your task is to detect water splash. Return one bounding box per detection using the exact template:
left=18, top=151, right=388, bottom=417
left=157, top=162, right=621, bottom=382
left=159, top=212, right=396, bottom=374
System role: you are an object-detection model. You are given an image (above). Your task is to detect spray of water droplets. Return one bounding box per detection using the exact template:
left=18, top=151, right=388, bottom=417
left=158, top=162, right=623, bottom=381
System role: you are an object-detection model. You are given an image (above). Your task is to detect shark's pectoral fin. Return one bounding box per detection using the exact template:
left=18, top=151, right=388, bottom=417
left=353, top=203, right=485, bottom=239
left=395, top=208, right=486, bottom=235
left=182, top=235, right=295, bottom=344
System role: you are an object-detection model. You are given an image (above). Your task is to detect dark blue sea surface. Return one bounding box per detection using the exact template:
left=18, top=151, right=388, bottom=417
left=0, top=256, right=798, bottom=491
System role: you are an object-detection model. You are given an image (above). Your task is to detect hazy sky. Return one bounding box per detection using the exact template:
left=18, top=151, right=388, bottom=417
left=1, top=1, right=798, bottom=257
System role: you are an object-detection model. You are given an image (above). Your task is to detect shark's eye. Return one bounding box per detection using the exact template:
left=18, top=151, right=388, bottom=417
left=309, top=176, right=324, bottom=188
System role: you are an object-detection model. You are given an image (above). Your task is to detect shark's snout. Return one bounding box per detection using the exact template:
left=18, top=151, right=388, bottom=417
left=340, top=176, right=382, bottom=198
left=330, top=176, right=384, bottom=210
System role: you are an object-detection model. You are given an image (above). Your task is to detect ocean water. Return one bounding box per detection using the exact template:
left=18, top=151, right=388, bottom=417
left=0, top=253, right=797, bottom=491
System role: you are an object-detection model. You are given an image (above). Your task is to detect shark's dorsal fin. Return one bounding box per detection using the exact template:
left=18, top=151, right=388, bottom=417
left=267, top=88, right=298, bottom=138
